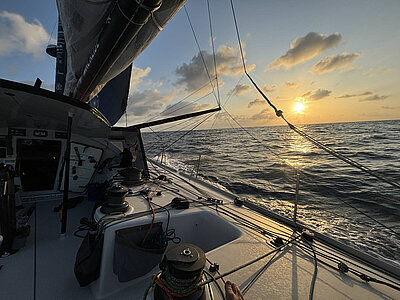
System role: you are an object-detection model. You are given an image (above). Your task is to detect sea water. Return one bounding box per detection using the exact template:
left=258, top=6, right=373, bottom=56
left=143, top=119, right=400, bottom=267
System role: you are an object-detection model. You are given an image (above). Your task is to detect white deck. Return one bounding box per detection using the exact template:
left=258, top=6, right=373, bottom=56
left=0, top=165, right=399, bottom=299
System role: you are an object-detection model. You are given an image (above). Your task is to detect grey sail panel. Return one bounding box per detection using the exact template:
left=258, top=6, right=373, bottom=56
left=57, top=0, right=186, bottom=101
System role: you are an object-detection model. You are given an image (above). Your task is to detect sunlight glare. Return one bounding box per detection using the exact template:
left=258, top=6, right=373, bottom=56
left=294, top=98, right=305, bottom=114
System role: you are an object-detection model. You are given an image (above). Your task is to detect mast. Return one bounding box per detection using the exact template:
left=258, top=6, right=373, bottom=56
left=55, top=18, right=67, bottom=95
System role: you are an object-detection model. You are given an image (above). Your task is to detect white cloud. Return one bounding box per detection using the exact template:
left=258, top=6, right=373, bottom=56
left=0, top=11, right=51, bottom=58
left=266, top=32, right=342, bottom=70
left=176, top=45, right=255, bottom=91
left=312, top=52, right=361, bottom=74
left=129, top=66, right=151, bottom=91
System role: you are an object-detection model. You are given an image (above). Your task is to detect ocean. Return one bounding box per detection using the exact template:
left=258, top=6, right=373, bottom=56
left=142, top=119, right=400, bottom=267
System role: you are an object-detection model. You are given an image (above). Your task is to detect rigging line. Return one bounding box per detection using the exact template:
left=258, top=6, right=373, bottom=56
left=155, top=115, right=201, bottom=132
left=223, top=74, right=245, bottom=107
left=296, top=174, right=400, bottom=236
left=148, top=165, right=400, bottom=288
left=242, top=236, right=292, bottom=295
left=229, top=0, right=281, bottom=117
left=149, top=161, right=400, bottom=289
left=157, top=112, right=217, bottom=154
left=206, top=0, right=220, bottom=106
left=303, top=239, right=318, bottom=300
left=158, top=91, right=214, bottom=117
left=148, top=126, right=165, bottom=146
left=198, top=234, right=302, bottom=287
left=145, top=115, right=204, bottom=153
left=283, top=119, right=400, bottom=190
left=228, top=0, right=400, bottom=191
left=183, top=5, right=219, bottom=104
left=221, top=106, right=298, bottom=174
left=296, top=242, right=400, bottom=291
left=144, top=78, right=217, bottom=123
left=145, top=114, right=204, bottom=145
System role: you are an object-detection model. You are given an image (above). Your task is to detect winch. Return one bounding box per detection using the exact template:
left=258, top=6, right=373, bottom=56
left=99, top=183, right=130, bottom=214
left=154, top=243, right=206, bottom=300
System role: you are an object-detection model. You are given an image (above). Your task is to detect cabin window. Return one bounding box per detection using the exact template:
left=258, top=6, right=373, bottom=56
left=16, top=139, right=62, bottom=191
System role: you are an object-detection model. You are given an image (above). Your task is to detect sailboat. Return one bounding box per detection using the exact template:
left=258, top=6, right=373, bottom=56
left=0, top=0, right=399, bottom=299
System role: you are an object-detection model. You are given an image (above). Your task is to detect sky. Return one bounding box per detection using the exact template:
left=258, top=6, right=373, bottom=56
left=0, top=0, right=400, bottom=130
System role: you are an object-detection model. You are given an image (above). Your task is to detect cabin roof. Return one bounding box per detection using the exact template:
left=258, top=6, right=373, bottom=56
left=0, top=79, right=111, bottom=137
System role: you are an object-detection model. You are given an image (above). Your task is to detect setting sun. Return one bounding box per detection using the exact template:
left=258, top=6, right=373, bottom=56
left=294, top=99, right=306, bottom=114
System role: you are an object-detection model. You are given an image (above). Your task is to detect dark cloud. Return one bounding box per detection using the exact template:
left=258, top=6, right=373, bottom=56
left=160, top=101, right=212, bottom=117
left=337, top=91, right=372, bottom=99
left=303, top=89, right=331, bottom=100
left=266, top=32, right=342, bottom=70
left=312, top=52, right=361, bottom=74
left=229, top=84, right=251, bottom=96
left=262, top=84, right=276, bottom=92
left=248, top=98, right=264, bottom=108
left=360, top=94, right=389, bottom=101
left=176, top=45, right=255, bottom=91
left=127, top=89, right=174, bottom=116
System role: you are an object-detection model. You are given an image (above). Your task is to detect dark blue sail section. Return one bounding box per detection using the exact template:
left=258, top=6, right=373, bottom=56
left=89, top=65, right=132, bottom=125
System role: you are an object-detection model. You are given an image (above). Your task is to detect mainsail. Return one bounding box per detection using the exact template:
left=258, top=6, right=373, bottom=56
left=57, top=0, right=185, bottom=102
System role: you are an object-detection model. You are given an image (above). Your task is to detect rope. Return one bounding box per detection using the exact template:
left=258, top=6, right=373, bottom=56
left=198, top=234, right=301, bottom=287
left=206, top=0, right=220, bottom=106
left=228, top=0, right=400, bottom=191
left=148, top=164, right=400, bottom=292
left=144, top=79, right=217, bottom=123
left=160, top=111, right=217, bottom=152
left=183, top=5, right=219, bottom=104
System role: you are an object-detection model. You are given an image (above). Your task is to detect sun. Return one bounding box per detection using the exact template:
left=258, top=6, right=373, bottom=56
left=294, top=98, right=306, bottom=114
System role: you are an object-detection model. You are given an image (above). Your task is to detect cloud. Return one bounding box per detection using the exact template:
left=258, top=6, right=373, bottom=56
left=250, top=108, right=273, bottom=121
left=362, top=66, right=393, bottom=77
left=129, top=66, right=151, bottom=91
left=262, top=84, right=276, bottom=92
left=160, top=101, right=212, bottom=117
left=381, top=106, right=396, bottom=110
left=229, top=84, right=251, bottom=96
left=127, top=89, right=174, bottom=116
left=312, top=52, right=361, bottom=74
left=337, top=91, right=372, bottom=99
left=176, top=45, right=255, bottom=91
left=285, top=82, right=299, bottom=88
left=360, top=94, right=389, bottom=101
left=0, top=11, right=51, bottom=58
left=248, top=98, right=264, bottom=108
left=266, top=32, right=342, bottom=70
left=303, top=89, right=331, bottom=100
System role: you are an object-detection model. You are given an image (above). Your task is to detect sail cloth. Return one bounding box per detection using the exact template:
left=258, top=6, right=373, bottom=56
left=89, top=65, right=132, bottom=125
left=57, top=0, right=186, bottom=102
